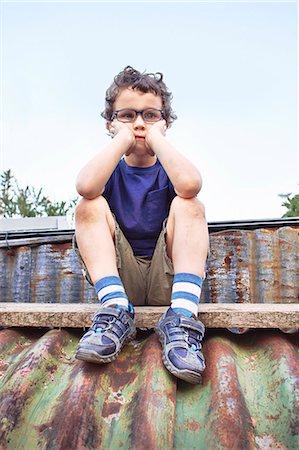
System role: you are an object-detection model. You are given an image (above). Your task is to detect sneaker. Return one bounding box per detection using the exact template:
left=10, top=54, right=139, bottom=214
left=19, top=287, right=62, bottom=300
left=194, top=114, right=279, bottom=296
left=155, top=307, right=205, bottom=384
left=75, top=304, right=136, bottom=364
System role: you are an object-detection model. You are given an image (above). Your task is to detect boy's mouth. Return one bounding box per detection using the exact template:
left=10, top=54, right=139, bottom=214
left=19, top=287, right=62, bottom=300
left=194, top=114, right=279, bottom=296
left=135, top=135, right=145, bottom=139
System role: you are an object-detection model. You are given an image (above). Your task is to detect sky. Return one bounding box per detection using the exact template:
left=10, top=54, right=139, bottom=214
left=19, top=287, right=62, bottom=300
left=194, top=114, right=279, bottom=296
left=0, top=0, right=298, bottom=223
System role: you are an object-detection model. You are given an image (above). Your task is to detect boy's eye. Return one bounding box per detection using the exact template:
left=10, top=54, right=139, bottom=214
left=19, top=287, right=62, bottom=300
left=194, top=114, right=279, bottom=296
left=117, top=110, right=136, bottom=121
left=143, top=109, right=162, bottom=121
left=144, top=111, right=155, bottom=120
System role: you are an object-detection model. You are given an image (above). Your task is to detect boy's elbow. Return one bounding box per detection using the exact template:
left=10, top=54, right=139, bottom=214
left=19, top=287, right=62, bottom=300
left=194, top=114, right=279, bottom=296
left=76, top=179, right=103, bottom=200
left=75, top=179, right=88, bottom=198
left=176, top=177, right=202, bottom=199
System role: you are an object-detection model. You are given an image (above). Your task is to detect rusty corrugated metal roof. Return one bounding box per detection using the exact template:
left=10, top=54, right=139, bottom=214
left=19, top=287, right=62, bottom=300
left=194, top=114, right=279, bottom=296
left=0, top=327, right=298, bottom=449
left=0, top=220, right=298, bottom=448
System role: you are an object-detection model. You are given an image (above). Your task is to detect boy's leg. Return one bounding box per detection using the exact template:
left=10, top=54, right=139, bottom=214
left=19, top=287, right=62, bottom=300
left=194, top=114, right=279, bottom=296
left=165, top=196, right=209, bottom=279
left=75, top=196, right=119, bottom=283
left=74, top=196, right=136, bottom=363
left=155, top=196, right=209, bottom=384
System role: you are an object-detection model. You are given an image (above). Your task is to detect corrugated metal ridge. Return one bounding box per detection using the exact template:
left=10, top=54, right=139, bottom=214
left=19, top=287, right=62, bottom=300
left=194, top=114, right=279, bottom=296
left=208, top=217, right=299, bottom=232
left=0, top=328, right=298, bottom=449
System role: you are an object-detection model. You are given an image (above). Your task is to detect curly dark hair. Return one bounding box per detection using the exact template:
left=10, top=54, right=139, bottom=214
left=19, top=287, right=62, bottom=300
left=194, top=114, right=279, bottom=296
left=101, top=66, right=177, bottom=126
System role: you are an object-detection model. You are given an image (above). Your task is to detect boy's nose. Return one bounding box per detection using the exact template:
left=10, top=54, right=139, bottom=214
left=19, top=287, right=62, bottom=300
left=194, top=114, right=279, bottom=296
left=133, top=114, right=145, bottom=128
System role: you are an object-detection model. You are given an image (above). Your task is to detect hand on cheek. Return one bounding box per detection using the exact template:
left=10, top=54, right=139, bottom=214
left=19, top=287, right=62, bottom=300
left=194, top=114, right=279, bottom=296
left=145, top=120, right=167, bottom=153
left=149, top=120, right=167, bottom=136
left=108, top=121, right=135, bottom=153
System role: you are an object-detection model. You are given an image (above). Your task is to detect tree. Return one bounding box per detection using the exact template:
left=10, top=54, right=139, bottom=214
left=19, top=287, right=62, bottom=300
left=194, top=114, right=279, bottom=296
left=0, top=169, right=77, bottom=218
left=280, top=193, right=299, bottom=218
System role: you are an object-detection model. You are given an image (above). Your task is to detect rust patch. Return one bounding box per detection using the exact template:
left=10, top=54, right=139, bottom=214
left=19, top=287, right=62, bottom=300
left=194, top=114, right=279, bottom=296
left=0, top=329, right=24, bottom=351
left=108, top=343, right=140, bottom=392
left=61, top=270, right=74, bottom=276
left=102, top=401, right=121, bottom=418
left=39, top=362, right=104, bottom=450
left=203, top=336, right=255, bottom=449
left=111, top=369, right=137, bottom=392
left=258, top=333, right=298, bottom=376
left=186, top=419, right=201, bottom=432
left=131, top=334, right=176, bottom=450
left=224, top=256, right=231, bottom=271
left=0, top=388, right=32, bottom=440
left=51, top=243, right=72, bottom=252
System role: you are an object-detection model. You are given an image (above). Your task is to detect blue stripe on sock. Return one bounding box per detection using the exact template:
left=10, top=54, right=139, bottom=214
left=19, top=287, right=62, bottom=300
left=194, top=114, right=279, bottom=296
left=94, top=276, right=129, bottom=310
left=173, top=273, right=203, bottom=287
left=171, top=291, right=199, bottom=304
left=95, top=276, right=122, bottom=293
left=101, top=291, right=127, bottom=303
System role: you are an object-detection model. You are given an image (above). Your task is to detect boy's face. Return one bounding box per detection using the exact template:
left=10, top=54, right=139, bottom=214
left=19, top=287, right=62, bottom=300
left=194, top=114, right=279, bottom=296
left=108, top=88, right=165, bottom=155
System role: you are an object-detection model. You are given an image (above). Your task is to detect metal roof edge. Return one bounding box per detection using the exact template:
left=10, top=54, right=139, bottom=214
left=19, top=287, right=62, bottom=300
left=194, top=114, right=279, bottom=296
left=0, top=217, right=298, bottom=245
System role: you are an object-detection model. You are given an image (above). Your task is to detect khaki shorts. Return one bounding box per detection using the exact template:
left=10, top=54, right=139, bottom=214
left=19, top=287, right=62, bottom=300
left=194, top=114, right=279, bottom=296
left=73, top=219, right=174, bottom=306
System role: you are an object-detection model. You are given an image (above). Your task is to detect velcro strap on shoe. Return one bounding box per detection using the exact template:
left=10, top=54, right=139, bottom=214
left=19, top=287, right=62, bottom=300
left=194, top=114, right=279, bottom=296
left=92, top=307, right=122, bottom=321
left=179, top=317, right=205, bottom=336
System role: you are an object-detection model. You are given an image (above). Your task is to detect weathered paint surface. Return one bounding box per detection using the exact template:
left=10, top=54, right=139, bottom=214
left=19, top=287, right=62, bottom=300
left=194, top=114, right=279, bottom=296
left=0, top=227, right=298, bottom=305
left=0, top=328, right=298, bottom=449
left=203, top=226, right=298, bottom=304
left=0, top=243, right=96, bottom=303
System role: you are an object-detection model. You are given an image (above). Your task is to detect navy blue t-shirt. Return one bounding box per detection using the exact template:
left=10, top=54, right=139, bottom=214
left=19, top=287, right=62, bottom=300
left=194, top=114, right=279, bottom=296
left=103, top=158, right=176, bottom=256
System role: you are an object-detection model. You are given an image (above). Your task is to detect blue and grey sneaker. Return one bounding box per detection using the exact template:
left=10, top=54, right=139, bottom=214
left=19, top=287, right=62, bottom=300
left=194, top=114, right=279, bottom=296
left=155, top=307, right=205, bottom=384
left=75, top=304, right=136, bottom=364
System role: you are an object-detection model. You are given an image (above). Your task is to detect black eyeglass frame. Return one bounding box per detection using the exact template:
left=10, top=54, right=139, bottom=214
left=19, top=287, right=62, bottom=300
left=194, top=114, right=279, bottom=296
left=111, top=108, right=165, bottom=123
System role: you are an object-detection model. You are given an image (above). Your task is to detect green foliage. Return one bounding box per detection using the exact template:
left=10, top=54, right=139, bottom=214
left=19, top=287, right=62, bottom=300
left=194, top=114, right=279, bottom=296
left=281, top=193, right=299, bottom=218
left=0, top=169, right=77, bottom=218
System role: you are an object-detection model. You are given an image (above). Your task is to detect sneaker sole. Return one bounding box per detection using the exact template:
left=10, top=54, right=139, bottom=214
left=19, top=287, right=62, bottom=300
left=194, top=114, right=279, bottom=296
left=75, top=329, right=137, bottom=364
left=155, top=327, right=203, bottom=384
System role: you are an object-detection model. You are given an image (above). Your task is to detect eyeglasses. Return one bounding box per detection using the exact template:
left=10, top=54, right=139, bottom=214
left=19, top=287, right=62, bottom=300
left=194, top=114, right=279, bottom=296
left=111, top=108, right=165, bottom=123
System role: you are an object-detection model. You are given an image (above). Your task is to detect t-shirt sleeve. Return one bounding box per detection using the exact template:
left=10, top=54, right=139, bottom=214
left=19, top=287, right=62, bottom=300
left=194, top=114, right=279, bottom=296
left=102, top=177, right=111, bottom=199
left=102, top=163, right=119, bottom=200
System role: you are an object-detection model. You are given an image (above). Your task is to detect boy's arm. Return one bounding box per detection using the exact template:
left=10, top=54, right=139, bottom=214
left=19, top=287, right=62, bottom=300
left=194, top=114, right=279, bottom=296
left=146, top=123, right=202, bottom=199
left=76, top=127, right=134, bottom=199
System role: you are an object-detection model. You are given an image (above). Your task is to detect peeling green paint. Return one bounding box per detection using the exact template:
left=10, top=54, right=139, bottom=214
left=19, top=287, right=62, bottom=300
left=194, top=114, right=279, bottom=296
left=0, top=329, right=298, bottom=450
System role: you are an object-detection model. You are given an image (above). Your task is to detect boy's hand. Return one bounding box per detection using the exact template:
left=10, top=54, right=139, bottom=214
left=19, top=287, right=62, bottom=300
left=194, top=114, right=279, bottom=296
left=108, top=121, right=135, bottom=154
left=145, top=120, right=167, bottom=151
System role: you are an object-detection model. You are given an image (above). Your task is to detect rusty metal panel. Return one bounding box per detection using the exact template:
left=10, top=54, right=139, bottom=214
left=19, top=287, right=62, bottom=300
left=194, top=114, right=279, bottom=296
left=0, top=330, right=176, bottom=449
left=202, top=226, right=298, bottom=304
left=0, top=226, right=298, bottom=305
left=0, top=243, right=96, bottom=303
left=175, top=331, right=299, bottom=450
left=0, top=328, right=298, bottom=449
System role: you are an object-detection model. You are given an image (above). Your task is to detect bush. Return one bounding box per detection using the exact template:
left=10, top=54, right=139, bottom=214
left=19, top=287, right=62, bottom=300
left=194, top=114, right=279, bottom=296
left=0, top=169, right=77, bottom=218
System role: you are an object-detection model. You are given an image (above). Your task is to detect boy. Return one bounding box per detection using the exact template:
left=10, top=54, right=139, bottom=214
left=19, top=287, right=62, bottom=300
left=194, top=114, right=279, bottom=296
left=74, top=66, right=209, bottom=384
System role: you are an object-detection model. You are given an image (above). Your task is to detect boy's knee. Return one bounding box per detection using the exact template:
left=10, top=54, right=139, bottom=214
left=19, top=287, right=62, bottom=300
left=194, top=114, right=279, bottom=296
left=170, top=196, right=206, bottom=219
left=75, top=196, right=110, bottom=223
